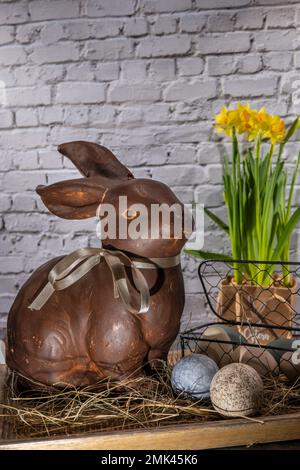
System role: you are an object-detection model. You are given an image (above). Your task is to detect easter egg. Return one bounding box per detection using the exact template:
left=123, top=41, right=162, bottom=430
left=171, top=354, right=219, bottom=400
left=196, top=325, right=245, bottom=368
left=232, top=345, right=279, bottom=377
left=268, top=338, right=294, bottom=363
left=210, top=363, right=264, bottom=417
left=269, top=338, right=300, bottom=382
left=280, top=352, right=300, bottom=382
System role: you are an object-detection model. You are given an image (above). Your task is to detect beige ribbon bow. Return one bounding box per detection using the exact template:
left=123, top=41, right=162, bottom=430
left=28, top=247, right=180, bottom=315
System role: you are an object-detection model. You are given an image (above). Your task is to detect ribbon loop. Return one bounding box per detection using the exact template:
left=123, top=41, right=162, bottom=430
left=28, top=248, right=180, bottom=315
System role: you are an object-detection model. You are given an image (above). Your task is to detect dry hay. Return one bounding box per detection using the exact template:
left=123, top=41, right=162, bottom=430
left=1, top=362, right=300, bottom=442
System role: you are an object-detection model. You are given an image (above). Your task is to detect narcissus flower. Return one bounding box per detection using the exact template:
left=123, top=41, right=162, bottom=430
left=215, top=106, right=236, bottom=137
left=215, top=103, right=286, bottom=144
left=263, top=114, right=286, bottom=144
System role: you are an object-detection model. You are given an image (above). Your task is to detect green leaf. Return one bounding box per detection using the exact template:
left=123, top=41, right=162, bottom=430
left=284, top=117, right=300, bottom=144
left=279, top=117, right=300, bottom=158
left=204, top=207, right=229, bottom=233
left=184, top=249, right=233, bottom=261
left=272, top=207, right=300, bottom=261
left=287, top=150, right=300, bottom=218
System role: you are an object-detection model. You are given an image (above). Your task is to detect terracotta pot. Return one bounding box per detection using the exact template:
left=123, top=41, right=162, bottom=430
left=216, top=275, right=297, bottom=345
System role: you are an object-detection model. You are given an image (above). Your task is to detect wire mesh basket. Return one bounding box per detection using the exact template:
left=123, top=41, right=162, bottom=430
left=180, top=260, right=300, bottom=380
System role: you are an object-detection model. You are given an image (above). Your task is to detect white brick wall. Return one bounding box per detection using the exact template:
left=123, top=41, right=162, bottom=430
left=1, top=0, right=300, bottom=332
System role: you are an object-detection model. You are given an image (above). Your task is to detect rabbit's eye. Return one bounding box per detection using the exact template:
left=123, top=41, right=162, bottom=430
left=122, top=209, right=139, bottom=220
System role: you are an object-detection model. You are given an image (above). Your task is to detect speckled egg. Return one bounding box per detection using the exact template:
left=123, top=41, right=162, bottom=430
left=210, top=363, right=264, bottom=417
left=171, top=354, right=219, bottom=400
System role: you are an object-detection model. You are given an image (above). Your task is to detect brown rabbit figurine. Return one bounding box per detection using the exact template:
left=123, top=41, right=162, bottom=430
left=6, top=141, right=189, bottom=388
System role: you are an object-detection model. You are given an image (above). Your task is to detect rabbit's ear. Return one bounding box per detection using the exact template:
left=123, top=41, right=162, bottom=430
left=36, top=176, right=113, bottom=219
left=58, top=141, right=134, bottom=179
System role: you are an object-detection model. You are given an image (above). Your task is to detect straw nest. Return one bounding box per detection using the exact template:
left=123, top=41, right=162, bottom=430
left=1, top=361, right=300, bottom=441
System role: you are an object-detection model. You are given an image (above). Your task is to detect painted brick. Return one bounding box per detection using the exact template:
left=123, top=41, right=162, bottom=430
left=92, top=19, right=123, bottom=39
left=2, top=170, right=45, bottom=192
left=93, top=62, right=120, bottom=81
left=207, top=12, right=235, bottom=32
left=64, top=106, right=89, bottom=126
left=236, top=55, right=263, bottom=74
left=0, top=195, right=11, bottom=212
left=0, top=3, right=29, bottom=25
left=255, top=30, right=298, bottom=51
left=0, top=129, right=49, bottom=149
left=152, top=165, right=205, bottom=185
left=155, top=123, right=210, bottom=144
left=38, top=150, right=63, bottom=169
left=4, top=213, right=49, bottom=233
left=118, top=107, right=143, bottom=124
left=144, top=104, right=170, bottom=123
left=13, top=151, right=39, bottom=170
left=197, top=33, right=251, bottom=54
left=164, top=80, right=217, bottom=101
left=15, top=108, right=38, bottom=127
left=5, top=87, right=51, bottom=107
left=141, top=0, right=192, bottom=13
left=223, top=77, right=278, bottom=97
left=56, top=82, right=106, bottom=104
left=121, top=61, right=147, bottom=80
left=266, top=8, right=296, bottom=28
left=124, top=18, right=148, bottom=37
left=12, top=194, right=36, bottom=211
left=85, top=0, right=136, bottom=17
left=0, top=45, right=27, bottom=66
left=264, top=52, right=293, bottom=71
left=39, top=106, right=65, bottom=125
left=137, top=36, right=191, bottom=57
left=0, top=277, right=18, bottom=295
left=207, top=56, right=235, bottom=76
left=29, top=0, right=80, bottom=21
left=109, top=83, right=161, bottom=102
left=149, top=59, right=175, bottom=81
left=0, top=110, right=13, bottom=128
left=295, top=52, right=300, bottom=69
left=234, top=9, right=265, bottom=30
left=0, top=257, right=23, bottom=273
left=152, top=16, right=177, bottom=35
left=84, top=39, right=133, bottom=60
left=0, top=26, right=14, bottom=45
left=177, top=58, right=204, bottom=76
left=30, top=43, right=79, bottom=64
left=89, top=106, right=116, bottom=126
left=195, top=0, right=251, bottom=7
left=180, top=13, right=206, bottom=33
left=66, top=63, right=94, bottom=81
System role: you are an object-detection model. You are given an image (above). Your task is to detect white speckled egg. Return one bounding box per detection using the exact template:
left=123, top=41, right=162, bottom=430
left=210, top=363, right=264, bottom=417
left=171, top=354, right=219, bottom=400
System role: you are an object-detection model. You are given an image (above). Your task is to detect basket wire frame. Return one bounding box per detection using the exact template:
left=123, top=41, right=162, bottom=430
left=180, top=260, right=300, bottom=378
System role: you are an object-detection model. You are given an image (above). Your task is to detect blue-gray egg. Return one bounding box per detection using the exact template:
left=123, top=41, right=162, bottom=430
left=171, top=354, right=219, bottom=400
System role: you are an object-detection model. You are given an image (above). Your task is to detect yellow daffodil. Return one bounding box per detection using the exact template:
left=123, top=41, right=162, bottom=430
left=263, top=114, right=286, bottom=144
left=215, top=106, right=235, bottom=137
left=215, top=103, right=286, bottom=144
